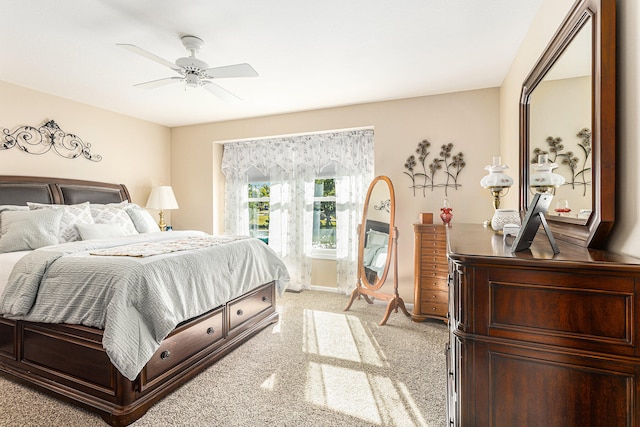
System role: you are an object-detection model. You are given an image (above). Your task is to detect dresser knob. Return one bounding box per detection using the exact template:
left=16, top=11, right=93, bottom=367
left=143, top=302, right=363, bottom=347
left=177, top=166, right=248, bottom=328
left=262, top=296, right=268, bottom=302
left=207, top=327, right=215, bottom=335
left=237, top=309, right=244, bottom=316
left=160, top=350, right=171, bottom=360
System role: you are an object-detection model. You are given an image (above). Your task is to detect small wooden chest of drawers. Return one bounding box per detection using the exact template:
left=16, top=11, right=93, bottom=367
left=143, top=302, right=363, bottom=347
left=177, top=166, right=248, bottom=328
left=412, top=223, right=448, bottom=322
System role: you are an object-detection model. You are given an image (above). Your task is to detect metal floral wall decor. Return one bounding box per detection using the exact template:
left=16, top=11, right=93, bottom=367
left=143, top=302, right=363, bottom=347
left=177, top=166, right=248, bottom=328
left=532, top=127, right=591, bottom=196
left=374, top=199, right=390, bottom=213
left=404, top=139, right=466, bottom=196
left=1, top=119, right=102, bottom=162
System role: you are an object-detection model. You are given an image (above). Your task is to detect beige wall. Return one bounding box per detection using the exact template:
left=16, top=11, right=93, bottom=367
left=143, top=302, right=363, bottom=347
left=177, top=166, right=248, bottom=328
left=171, top=89, right=501, bottom=302
left=501, top=0, right=640, bottom=258
left=0, top=81, right=172, bottom=220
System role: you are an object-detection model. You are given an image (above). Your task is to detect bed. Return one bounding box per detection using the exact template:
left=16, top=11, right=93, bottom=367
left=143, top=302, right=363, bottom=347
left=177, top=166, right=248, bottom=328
left=0, top=175, right=289, bottom=426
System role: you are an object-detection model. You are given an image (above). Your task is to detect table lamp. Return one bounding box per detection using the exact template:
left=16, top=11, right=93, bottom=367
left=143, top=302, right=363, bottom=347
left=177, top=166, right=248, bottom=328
left=146, top=186, right=179, bottom=231
left=480, top=156, right=514, bottom=227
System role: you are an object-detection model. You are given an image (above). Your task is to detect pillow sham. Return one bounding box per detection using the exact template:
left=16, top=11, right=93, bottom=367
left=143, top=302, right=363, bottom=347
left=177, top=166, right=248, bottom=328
left=28, top=202, right=94, bottom=243
left=0, top=205, right=29, bottom=231
left=366, top=229, right=389, bottom=248
left=0, top=209, right=63, bottom=253
left=90, top=203, right=138, bottom=235
left=126, top=204, right=160, bottom=233
left=76, top=223, right=128, bottom=240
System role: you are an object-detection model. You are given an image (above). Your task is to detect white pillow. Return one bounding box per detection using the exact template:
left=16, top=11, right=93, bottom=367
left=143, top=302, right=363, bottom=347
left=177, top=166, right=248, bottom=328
left=76, top=223, right=128, bottom=240
left=126, top=204, right=160, bottom=233
left=366, top=229, right=389, bottom=247
left=28, top=202, right=94, bottom=243
left=0, top=209, right=63, bottom=253
left=0, top=205, right=29, bottom=231
left=90, top=203, right=138, bottom=235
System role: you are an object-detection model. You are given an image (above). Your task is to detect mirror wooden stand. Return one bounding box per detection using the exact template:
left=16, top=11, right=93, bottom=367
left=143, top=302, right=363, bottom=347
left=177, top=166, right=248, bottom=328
left=344, top=175, right=409, bottom=326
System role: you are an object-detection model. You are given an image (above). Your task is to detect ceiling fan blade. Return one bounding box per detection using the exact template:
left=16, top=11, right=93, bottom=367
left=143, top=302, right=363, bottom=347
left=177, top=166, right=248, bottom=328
left=205, top=63, right=258, bottom=79
left=201, top=81, right=241, bottom=101
left=134, top=77, right=183, bottom=89
left=117, top=43, right=180, bottom=72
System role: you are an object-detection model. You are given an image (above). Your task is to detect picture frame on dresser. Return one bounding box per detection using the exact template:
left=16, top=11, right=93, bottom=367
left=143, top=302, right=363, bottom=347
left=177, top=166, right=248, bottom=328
left=511, top=193, right=559, bottom=254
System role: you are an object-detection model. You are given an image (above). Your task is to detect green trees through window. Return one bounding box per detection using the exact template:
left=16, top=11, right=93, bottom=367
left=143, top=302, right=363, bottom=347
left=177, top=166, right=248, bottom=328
left=247, top=179, right=336, bottom=249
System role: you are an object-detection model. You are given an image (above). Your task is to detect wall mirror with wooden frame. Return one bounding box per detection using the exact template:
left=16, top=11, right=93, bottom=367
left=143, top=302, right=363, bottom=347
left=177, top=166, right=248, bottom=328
left=344, top=175, right=409, bottom=326
left=519, top=0, right=615, bottom=248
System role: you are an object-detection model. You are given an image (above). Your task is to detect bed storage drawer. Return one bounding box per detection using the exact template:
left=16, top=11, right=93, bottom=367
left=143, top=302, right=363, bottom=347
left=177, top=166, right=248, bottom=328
left=144, top=306, right=224, bottom=384
left=229, top=283, right=275, bottom=331
left=0, top=319, right=16, bottom=359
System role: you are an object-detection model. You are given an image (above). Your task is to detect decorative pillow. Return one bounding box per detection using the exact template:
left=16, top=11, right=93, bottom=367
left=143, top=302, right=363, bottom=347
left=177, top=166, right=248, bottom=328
left=28, top=202, right=94, bottom=243
left=126, top=204, right=160, bottom=233
left=0, top=205, right=29, bottom=231
left=76, top=223, right=128, bottom=240
left=0, top=209, right=63, bottom=253
left=366, top=229, right=389, bottom=247
left=90, top=203, right=138, bottom=235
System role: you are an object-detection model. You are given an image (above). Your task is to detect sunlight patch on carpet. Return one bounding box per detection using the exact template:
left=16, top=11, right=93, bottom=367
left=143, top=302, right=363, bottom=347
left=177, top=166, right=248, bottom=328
left=302, top=309, right=386, bottom=367
left=260, top=373, right=277, bottom=390
left=306, top=362, right=380, bottom=424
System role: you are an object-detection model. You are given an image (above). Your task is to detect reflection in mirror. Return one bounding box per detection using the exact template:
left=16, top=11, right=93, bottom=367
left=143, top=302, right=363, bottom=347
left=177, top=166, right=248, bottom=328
left=528, top=19, right=592, bottom=224
left=344, top=175, right=409, bottom=326
left=362, top=181, right=391, bottom=286
left=520, top=0, right=615, bottom=248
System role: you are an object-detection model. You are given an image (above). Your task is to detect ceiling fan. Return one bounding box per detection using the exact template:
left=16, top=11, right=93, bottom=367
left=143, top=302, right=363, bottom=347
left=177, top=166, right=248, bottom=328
left=117, top=35, right=258, bottom=101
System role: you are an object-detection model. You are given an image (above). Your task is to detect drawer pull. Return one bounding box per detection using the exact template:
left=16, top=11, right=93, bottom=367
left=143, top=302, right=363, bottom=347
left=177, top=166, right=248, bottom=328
left=207, top=327, right=215, bottom=335
left=262, top=296, right=268, bottom=302
left=160, top=350, right=171, bottom=360
left=432, top=307, right=437, bottom=311
left=237, top=309, right=244, bottom=316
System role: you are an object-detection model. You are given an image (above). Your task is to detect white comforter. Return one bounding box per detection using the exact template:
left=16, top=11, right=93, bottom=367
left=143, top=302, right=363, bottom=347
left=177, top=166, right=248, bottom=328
left=0, top=231, right=290, bottom=380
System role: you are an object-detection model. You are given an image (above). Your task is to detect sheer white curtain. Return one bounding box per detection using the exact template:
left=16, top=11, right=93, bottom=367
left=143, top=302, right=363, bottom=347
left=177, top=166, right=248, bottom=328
left=221, top=128, right=374, bottom=293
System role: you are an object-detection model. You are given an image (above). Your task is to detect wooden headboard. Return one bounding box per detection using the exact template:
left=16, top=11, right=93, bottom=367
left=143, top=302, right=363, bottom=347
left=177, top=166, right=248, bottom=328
left=0, top=176, right=130, bottom=206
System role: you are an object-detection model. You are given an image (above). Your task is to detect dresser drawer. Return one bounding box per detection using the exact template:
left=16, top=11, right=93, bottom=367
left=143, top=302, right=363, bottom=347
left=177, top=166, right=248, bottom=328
left=229, top=283, right=274, bottom=331
left=0, top=318, right=16, bottom=359
left=145, top=307, right=224, bottom=383
left=421, top=289, right=448, bottom=305
left=420, top=301, right=448, bottom=317
left=421, top=263, right=449, bottom=276
left=418, top=225, right=446, bottom=235
left=420, top=276, right=449, bottom=290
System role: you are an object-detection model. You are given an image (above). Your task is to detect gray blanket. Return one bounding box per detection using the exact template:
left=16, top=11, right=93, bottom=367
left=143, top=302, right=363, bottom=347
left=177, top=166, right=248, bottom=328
left=0, top=231, right=290, bottom=380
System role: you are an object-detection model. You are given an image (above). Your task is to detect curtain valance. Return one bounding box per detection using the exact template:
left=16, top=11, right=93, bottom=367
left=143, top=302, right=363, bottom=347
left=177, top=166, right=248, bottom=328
left=221, top=128, right=374, bottom=177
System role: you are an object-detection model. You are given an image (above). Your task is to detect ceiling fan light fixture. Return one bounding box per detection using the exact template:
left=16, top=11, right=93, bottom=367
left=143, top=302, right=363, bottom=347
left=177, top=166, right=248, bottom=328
left=185, top=73, right=199, bottom=88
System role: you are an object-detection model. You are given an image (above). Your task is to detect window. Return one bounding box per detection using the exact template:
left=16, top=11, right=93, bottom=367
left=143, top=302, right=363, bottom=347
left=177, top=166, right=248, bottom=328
left=247, top=179, right=336, bottom=256
left=248, top=182, right=270, bottom=244
left=312, top=178, right=336, bottom=251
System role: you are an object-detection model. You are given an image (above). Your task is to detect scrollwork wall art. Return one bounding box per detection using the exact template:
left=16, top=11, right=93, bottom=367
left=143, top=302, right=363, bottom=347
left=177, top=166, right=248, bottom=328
left=532, top=127, right=590, bottom=196
left=1, top=119, right=102, bottom=162
left=404, top=139, right=466, bottom=196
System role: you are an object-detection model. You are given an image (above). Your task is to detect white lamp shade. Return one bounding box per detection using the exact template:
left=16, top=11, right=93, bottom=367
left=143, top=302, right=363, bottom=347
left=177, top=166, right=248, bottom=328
left=480, top=162, right=514, bottom=188
left=146, top=186, right=179, bottom=210
left=530, top=156, right=565, bottom=189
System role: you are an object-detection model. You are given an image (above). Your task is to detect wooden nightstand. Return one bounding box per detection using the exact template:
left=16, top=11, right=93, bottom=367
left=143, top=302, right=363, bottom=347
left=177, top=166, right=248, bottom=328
left=412, top=223, right=448, bottom=323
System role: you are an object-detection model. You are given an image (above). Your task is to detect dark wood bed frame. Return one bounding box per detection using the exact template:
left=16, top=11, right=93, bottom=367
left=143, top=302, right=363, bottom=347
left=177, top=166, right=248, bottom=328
left=0, top=176, right=279, bottom=426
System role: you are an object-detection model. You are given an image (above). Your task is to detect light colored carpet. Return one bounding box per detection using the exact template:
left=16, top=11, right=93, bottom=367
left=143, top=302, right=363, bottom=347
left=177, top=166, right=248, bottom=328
left=0, top=290, right=449, bottom=426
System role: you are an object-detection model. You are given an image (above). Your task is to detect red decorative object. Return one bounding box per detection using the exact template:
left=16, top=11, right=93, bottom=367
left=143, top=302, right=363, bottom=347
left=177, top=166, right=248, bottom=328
left=440, top=207, right=453, bottom=225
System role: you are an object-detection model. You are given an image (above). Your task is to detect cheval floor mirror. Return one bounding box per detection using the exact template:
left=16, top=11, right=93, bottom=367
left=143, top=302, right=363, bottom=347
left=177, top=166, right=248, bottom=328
left=344, top=175, right=409, bottom=325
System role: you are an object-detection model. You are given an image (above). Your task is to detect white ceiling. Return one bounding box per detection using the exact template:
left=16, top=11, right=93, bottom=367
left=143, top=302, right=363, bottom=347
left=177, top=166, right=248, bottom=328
left=1, top=0, right=543, bottom=128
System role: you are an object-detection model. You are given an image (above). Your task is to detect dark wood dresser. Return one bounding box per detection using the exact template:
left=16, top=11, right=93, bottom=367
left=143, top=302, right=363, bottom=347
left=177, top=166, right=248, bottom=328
left=412, top=223, right=448, bottom=323
left=446, top=224, right=640, bottom=427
